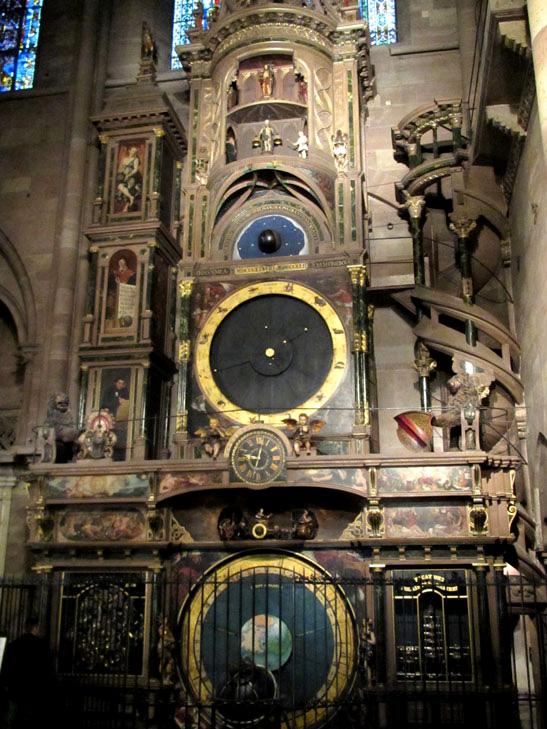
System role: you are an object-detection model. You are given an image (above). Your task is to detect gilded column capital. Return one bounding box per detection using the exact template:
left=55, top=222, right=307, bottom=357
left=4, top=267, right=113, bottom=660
left=154, top=127, right=166, bottom=138
left=413, top=340, right=436, bottom=378
left=402, top=192, right=426, bottom=219
left=179, top=278, right=195, bottom=298
left=347, top=264, right=367, bottom=287
left=449, top=216, right=477, bottom=239
left=98, top=133, right=109, bottom=145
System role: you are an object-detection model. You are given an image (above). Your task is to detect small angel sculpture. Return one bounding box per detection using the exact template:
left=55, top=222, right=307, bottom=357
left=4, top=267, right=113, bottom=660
left=282, top=413, right=325, bottom=456
left=195, top=416, right=236, bottom=459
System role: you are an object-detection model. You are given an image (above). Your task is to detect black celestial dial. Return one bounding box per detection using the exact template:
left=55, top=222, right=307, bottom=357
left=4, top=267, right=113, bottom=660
left=209, top=295, right=333, bottom=414
left=195, top=282, right=348, bottom=424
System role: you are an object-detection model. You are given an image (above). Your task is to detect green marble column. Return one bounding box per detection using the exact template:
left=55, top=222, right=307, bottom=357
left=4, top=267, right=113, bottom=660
left=449, top=216, right=478, bottom=346
left=176, top=278, right=195, bottom=438
left=348, top=265, right=367, bottom=426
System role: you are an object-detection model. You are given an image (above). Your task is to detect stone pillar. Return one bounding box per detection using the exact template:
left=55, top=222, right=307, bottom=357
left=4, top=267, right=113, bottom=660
left=528, top=0, right=547, bottom=160
left=0, top=476, right=16, bottom=577
left=449, top=215, right=478, bottom=346
left=44, top=0, right=101, bottom=399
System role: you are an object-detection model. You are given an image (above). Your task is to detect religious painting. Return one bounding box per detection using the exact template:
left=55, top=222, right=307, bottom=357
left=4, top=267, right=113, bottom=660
left=291, top=467, right=367, bottom=492
left=99, top=367, right=132, bottom=461
left=385, top=505, right=468, bottom=538
left=58, top=508, right=146, bottom=542
left=45, top=473, right=149, bottom=499
left=377, top=466, right=473, bottom=493
left=112, top=139, right=146, bottom=215
left=191, top=281, right=231, bottom=332
left=159, top=471, right=223, bottom=496
left=105, top=249, right=138, bottom=332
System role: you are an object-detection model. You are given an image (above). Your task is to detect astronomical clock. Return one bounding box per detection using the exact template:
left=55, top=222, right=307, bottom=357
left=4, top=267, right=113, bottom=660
left=24, top=0, right=529, bottom=726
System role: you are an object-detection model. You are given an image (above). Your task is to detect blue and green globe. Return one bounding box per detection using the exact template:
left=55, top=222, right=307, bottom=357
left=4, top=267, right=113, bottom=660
left=240, top=614, right=292, bottom=670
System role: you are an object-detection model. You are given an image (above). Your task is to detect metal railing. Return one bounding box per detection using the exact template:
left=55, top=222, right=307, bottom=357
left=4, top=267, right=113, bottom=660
left=0, top=566, right=545, bottom=728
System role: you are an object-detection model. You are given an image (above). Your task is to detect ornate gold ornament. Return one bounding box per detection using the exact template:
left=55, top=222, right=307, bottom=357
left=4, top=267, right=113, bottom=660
left=179, top=279, right=195, bottom=298
left=178, top=340, right=191, bottom=363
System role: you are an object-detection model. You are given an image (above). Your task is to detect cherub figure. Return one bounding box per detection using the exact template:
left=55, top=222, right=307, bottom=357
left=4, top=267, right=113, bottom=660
left=195, top=416, right=235, bottom=459
left=283, top=413, right=325, bottom=456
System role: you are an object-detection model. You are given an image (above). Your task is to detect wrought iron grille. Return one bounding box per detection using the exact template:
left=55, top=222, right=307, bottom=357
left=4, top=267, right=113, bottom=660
left=0, top=564, right=545, bottom=729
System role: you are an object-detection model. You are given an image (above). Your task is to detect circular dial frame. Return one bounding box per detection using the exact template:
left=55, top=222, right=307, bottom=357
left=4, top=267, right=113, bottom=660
left=179, top=552, right=358, bottom=729
left=194, top=281, right=347, bottom=425
left=230, top=428, right=286, bottom=484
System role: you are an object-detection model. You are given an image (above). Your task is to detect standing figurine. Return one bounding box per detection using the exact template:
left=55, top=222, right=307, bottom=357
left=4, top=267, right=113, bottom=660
left=192, top=1, right=204, bottom=30
left=283, top=413, right=325, bottom=456
left=255, top=119, right=281, bottom=154
left=259, top=63, right=274, bottom=98
left=227, top=75, right=239, bottom=109
left=291, top=130, right=308, bottom=158
left=141, top=21, right=158, bottom=63
left=332, top=129, right=348, bottom=172
left=225, top=128, right=237, bottom=163
left=195, top=416, right=235, bottom=459
left=294, top=68, right=308, bottom=103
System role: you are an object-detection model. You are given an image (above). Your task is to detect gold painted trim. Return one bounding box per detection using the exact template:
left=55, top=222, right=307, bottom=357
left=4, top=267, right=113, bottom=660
left=194, top=281, right=348, bottom=424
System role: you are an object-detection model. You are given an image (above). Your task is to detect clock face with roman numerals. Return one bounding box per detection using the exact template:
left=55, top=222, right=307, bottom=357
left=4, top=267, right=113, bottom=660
left=230, top=428, right=286, bottom=484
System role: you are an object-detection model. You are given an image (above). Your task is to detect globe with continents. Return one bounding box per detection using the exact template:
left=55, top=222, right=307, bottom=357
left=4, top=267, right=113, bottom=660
left=240, top=614, right=292, bottom=670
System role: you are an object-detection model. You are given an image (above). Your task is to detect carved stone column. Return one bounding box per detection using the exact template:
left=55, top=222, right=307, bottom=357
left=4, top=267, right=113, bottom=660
left=0, top=476, right=16, bottom=577
left=528, top=0, right=547, bottom=160
left=449, top=215, right=478, bottom=345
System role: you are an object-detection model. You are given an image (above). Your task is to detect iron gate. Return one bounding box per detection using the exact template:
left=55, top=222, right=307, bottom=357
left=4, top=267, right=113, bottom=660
left=0, top=563, right=545, bottom=729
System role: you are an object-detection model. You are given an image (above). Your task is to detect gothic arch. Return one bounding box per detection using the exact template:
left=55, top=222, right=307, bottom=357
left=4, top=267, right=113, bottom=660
left=0, top=227, right=37, bottom=348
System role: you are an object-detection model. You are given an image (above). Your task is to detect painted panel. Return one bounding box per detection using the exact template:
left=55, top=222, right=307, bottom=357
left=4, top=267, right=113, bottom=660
left=385, top=505, right=468, bottom=538
left=377, top=466, right=473, bottom=493
left=58, top=508, right=146, bottom=542
left=45, top=474, right=149, bottom=499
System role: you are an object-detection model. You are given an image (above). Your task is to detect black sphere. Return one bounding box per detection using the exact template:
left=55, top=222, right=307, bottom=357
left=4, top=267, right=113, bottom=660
left=258, top=228, right=281, bottom=254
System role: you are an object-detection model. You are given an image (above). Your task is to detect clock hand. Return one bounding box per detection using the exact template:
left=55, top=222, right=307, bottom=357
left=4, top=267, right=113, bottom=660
left=214, top=358, right=253, bottom=373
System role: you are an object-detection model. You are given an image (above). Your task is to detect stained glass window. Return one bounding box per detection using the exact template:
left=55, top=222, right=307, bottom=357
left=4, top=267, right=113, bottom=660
left=0, top=0, right=43, bottom=92
left=171, top=0, right=215, bottom=69
left=366, top=0, right=397, bottom=45
left=170, top=0, right=396, bottom=70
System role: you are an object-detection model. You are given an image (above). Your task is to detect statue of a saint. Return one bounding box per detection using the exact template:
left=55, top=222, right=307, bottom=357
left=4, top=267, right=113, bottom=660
left=259, top=64, right=274, bottom=98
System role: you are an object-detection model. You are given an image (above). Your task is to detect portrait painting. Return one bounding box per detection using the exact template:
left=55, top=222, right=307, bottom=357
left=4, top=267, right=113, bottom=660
left=105, top=249, right=138, bottom=331
left=99, top=367, right=132, bottom=461
left=112, top=139, right=146, bottom=214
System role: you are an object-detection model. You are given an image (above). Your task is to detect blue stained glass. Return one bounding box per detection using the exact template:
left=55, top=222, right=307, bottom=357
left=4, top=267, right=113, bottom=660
left=0, top=0, right=43, bottom=92
left=366, top=0, right=397, bottom=45
left=171, top=0, right=215, bottom=70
